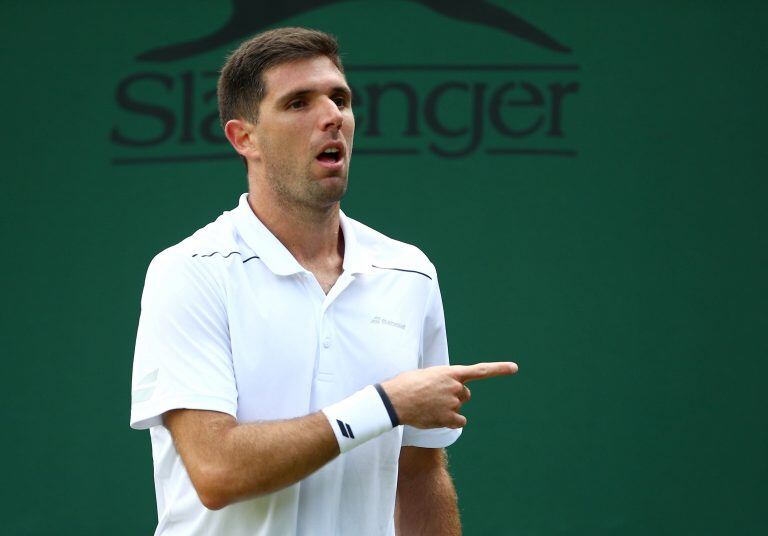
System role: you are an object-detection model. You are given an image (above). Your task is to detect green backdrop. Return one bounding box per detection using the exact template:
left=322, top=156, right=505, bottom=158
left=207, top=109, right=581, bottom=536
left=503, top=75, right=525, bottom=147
left=2, top=1, right=766, bottom=534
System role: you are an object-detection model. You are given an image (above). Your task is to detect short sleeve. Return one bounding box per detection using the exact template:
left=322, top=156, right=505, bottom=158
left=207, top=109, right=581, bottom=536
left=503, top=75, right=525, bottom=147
left=401, top=273, right=462, bottom=448
left=129, top=251, right=237, bottom=430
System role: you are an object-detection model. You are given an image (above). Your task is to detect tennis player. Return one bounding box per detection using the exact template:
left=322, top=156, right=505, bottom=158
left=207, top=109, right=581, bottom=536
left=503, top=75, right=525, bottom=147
left=130, top=27, right=517, bottom=536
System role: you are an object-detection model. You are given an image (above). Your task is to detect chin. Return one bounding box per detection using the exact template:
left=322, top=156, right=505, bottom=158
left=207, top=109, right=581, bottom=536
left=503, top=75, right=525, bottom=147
left=298, top=177, right=345, bottom=208
left=321, top=184, right=348, bottom=204
left=319, top=174, right=347, bottom=190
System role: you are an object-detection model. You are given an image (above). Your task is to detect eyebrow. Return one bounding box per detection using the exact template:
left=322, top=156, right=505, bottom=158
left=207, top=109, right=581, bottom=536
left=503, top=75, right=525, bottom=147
left=276, top=86, right=353, bottom=106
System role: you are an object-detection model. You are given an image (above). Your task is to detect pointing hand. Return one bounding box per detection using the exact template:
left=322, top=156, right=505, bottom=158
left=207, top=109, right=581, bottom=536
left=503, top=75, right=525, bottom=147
left=380, top=362, right=518, bottom=429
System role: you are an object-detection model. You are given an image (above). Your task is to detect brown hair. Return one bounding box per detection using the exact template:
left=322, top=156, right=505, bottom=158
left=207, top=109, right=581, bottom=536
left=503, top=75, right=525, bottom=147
left=218, top=27, right=343, bottom=129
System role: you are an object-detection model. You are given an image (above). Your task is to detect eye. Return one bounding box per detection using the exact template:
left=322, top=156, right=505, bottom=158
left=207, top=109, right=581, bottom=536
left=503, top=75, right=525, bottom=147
left=332, top=96, right=348, bottom=108
left=288, top=99, right=306, bottom=110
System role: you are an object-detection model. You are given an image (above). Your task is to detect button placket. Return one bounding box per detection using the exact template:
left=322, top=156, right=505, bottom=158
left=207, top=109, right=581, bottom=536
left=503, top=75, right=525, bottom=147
left=316, top=306, right=338, bottom=386
left=320, top=308, right=335, bottom=350
left=296, top=271, right=328, bottom=384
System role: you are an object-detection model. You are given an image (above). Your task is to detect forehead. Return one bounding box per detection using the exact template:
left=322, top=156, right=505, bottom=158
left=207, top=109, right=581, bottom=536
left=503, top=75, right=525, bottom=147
left=262, top=56, right=348, bottom=100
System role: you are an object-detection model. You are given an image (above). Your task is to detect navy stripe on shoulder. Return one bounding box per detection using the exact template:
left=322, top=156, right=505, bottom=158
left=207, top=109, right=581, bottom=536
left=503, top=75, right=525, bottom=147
left=192, top=251, right=239, bottom=259
left=192, top=251, right=261, bottom=263
left=371, top=264, right=432, bottom=280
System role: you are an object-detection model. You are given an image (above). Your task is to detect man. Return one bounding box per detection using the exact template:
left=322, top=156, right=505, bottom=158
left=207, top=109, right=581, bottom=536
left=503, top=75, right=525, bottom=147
left=130, top=27, right=517, bottom=535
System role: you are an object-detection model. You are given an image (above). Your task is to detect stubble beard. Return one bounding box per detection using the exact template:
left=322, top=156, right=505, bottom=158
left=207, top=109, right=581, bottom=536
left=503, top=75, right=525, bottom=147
left=264, top=155, right=348, bottom=213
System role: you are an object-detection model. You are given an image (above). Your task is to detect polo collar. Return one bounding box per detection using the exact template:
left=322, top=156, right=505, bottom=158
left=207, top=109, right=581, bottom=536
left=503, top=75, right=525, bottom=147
left=339, top=210, right=373, bottom=276
left=232, top=193, right=372, bottom=277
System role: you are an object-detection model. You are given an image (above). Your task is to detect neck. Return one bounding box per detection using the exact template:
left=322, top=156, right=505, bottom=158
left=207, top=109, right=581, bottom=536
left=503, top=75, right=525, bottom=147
left=246, top=179, right=343, bottom=268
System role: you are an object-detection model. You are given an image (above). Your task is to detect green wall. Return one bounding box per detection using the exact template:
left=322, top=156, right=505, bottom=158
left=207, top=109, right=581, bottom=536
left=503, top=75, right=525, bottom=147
left=2, top=1, right=766, bottom=533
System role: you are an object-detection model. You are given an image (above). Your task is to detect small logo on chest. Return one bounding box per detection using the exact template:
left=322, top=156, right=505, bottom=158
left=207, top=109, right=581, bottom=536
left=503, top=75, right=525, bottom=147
left=370, top=316, right=406, bottom=330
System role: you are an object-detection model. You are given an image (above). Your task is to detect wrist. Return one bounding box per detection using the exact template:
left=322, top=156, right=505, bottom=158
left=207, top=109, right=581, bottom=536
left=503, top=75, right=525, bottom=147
left=374, top=383, right=400, bottom=427
left=379, top=379, right=409, bottom=426
left=321, top=384, right=399, bottom=453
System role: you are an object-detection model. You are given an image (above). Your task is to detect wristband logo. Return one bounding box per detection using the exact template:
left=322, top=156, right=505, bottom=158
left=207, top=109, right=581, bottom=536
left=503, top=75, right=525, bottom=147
left=109, top=1, right=580, bottom=165
left=336, top=419, right=355, bottom=439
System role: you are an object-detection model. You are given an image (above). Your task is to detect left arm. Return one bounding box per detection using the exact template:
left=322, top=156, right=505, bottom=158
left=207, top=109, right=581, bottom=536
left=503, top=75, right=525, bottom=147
left=395, top=446, right=461, bottom=536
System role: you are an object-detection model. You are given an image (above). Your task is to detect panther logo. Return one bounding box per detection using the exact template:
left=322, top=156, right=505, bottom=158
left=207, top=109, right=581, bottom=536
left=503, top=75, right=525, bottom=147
left=137, top=0, right=571, bottom=62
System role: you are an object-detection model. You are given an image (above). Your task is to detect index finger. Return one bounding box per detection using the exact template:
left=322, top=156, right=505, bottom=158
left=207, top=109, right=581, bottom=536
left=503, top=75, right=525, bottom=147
left=449, top=362, right=518, bottom=383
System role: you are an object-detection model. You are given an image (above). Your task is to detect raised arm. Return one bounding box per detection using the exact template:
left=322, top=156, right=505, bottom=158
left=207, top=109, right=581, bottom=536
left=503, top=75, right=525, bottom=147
left=163, top=361, right=517, bottom=511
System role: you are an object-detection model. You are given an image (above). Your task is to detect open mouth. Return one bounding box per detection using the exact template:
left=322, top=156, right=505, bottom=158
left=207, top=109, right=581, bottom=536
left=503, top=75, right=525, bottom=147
left=316, top=147, right=342, bottom=164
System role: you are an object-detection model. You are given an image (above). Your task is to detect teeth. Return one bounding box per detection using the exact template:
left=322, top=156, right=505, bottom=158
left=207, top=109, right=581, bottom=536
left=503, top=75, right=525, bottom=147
left=323, top=148, right=339, bottom=154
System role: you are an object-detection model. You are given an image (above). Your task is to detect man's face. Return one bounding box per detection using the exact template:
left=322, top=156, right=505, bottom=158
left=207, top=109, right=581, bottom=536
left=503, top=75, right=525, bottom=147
left=252, top=55, right=355, bottom=210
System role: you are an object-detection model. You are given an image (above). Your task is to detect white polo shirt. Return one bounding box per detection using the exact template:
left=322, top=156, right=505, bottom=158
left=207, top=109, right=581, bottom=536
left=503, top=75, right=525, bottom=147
left=130, top=193, right=460, bottom=536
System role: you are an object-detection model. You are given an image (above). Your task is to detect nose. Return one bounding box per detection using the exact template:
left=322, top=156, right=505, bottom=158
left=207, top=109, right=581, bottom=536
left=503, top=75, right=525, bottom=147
left=319, top=97, right=343, bottom=131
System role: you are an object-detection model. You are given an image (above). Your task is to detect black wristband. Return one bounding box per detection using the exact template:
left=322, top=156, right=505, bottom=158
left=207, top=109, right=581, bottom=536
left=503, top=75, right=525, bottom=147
left=374, top=383, right=400, bottom=427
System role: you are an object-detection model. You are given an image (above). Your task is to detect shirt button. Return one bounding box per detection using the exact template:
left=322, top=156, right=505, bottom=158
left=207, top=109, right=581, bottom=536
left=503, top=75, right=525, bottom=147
left=322, top=336, right=332, bottom=349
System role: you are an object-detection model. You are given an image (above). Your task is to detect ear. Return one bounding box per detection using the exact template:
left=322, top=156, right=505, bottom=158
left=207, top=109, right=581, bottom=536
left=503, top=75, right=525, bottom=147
left=224, top=119, right=260, bottom=161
